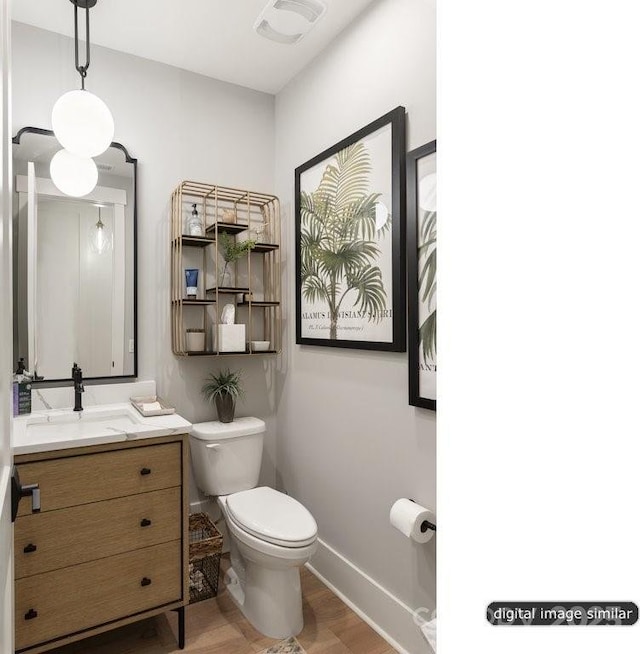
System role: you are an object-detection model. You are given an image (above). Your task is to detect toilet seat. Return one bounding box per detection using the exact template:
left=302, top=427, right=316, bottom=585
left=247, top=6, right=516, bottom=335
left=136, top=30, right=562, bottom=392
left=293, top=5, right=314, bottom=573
left=226, top=487, right=317, bottom=548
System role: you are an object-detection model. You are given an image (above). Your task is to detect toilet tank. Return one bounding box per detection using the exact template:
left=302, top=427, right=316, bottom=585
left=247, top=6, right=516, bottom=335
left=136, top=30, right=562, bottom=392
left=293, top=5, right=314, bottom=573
left=189, top=417, right=265, bottom=496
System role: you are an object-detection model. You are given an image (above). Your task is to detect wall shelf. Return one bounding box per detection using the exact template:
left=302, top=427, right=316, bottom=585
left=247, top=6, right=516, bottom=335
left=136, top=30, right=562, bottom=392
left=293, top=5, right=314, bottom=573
left=177, top=235, right=216, bottom=248
left=172, top=299, right=217, bottom=306
left=206, top=286, right=251, bottom=294
left=205, top=222, right=247, bottom=236
left=238, top=301, right=280, bottom=307
left=171, top=181, right=281, bottom=356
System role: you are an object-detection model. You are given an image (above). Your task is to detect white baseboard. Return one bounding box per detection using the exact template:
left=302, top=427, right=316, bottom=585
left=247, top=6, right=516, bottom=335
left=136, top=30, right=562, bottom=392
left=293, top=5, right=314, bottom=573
left=306, top=538, right=434, bottom=654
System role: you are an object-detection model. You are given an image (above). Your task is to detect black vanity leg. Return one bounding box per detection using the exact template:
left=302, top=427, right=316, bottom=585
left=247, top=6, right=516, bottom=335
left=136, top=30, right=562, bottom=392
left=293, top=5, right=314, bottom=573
left=178, top=606, right=185, bottom=649
left=172, top=606, right=185, bottom=649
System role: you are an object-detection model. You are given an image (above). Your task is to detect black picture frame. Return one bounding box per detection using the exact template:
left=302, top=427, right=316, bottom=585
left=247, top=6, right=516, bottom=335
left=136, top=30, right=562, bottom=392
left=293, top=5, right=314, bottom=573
left=295, top=106, right=406, bottom=351
left=407, top=140, right=436, bottom=410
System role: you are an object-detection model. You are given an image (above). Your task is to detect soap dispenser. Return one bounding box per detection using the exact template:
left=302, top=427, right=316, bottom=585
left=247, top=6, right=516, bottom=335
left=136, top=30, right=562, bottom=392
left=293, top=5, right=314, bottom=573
left=13, top=358, right=32, bottom=417
left=187, top=203, right=204, bottom=237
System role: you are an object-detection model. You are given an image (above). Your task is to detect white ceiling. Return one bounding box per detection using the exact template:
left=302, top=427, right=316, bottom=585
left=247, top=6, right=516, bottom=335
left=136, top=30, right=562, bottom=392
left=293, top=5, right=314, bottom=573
left=12, top=0, right=376, bottom=94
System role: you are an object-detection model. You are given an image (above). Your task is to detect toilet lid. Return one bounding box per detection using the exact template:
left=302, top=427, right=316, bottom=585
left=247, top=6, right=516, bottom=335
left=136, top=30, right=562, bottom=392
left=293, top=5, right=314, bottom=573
left=191, top=417, right=266, bottom=441
left=226, top=487, right=317, bottom=547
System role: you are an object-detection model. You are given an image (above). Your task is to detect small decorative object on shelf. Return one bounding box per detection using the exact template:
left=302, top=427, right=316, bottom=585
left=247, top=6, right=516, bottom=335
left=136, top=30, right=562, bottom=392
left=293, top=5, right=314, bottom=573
left=186, top=203, right=204, bottom=237
left=171, top=181, right=281, bottom=356
left=218, top=232, right=255, bottom=288
left=216, top=303, right=245, bottom=352
left=186, top=328, right=206, bottom=352
left=202, top=368, right=243, bottom=423
left=184, top=268, right=199, bottom=299
left=221, top=208, right=237, bottom=224
left=189, top=512, right=223, bottom=603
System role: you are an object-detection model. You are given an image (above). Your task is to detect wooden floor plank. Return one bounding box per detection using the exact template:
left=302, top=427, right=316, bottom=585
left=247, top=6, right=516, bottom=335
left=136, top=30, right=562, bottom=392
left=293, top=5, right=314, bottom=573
left=46, top=555, right=397, bottom=654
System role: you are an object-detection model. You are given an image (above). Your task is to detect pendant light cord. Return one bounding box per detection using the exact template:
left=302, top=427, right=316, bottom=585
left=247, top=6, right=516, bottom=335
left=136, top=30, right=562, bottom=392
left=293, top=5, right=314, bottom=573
left=73, top=1, right=91, bottom=90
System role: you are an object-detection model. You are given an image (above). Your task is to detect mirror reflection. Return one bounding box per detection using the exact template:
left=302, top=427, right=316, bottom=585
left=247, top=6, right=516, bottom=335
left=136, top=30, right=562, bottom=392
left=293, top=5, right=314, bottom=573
left=12, top=128, right=137, bottom=382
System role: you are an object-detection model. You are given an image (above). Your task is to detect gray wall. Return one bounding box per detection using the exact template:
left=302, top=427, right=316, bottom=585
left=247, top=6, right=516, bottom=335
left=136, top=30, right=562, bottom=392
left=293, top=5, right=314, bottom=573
left=11, top=23, right=278, bottom=498
left=274, top=0, right=437, bottom=622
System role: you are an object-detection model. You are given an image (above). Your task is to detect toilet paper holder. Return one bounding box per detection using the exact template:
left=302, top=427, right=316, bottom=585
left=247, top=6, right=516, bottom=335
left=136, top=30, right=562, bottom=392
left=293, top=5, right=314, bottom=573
left=410, top=499, right=436, bottom=533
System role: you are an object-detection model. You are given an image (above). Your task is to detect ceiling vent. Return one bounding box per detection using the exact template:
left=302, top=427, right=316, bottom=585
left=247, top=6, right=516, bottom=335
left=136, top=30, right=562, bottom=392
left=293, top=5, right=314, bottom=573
left=254, top=0, right=327, bottom=45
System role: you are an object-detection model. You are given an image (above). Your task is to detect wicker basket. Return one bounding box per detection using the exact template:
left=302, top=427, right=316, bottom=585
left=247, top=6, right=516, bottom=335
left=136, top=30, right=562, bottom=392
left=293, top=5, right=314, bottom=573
left=188, top=512, right=223, bottom=603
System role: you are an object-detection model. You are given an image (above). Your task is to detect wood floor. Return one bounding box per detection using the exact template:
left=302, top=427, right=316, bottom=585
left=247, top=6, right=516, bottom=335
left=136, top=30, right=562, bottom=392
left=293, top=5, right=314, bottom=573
left=47, top=555, right=397, bottom=654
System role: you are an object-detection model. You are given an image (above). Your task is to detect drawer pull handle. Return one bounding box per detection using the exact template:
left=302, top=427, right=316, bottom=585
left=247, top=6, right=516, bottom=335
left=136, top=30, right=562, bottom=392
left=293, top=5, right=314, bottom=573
left=23, top=543, right=37, bottom=554
left=140, top=518, right=152, bottom=527
left=25, top=609, right=38, bottom=620
left=141, top=577, right=152, bottom=587
left=140, top=467, right=151, bottom=476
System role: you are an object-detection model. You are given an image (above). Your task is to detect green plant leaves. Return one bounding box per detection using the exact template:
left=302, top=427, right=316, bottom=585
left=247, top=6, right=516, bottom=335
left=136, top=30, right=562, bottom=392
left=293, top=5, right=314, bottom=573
left=201, top=369, right=243, bottom=401
left=300, top=142, right=388, bottom=337
left=219, top=231, right=256, bottom=263
left=418, top=209, right=437, bottom=361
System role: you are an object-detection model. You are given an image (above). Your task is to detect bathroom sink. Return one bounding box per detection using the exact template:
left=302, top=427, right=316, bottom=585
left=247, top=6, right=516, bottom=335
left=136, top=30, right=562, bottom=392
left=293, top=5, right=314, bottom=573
left=13, top=403, right=192, bottom=455
left=26, top=407, right=141, bottom=437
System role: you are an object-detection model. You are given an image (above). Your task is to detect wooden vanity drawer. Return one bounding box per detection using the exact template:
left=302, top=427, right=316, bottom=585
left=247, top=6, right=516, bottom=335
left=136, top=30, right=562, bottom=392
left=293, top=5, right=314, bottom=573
left=15, top=539, right=182, bottom=651
left=16, top=442, right=181, bottom=516
left=15, top=486, right=181, bottom=579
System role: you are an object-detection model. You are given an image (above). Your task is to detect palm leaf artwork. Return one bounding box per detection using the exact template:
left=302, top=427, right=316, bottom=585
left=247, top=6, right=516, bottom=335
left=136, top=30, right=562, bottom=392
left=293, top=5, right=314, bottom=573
left=418, top=208, right=437, bottom=361
left=300, top=143, right=388, bottom=340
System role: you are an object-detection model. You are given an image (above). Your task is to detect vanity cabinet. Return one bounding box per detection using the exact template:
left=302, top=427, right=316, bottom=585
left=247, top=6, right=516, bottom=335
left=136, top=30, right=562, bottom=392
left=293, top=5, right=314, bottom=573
left=13, top=435, right=189, bottom=653
left=170, top=181, right=282, bottom=356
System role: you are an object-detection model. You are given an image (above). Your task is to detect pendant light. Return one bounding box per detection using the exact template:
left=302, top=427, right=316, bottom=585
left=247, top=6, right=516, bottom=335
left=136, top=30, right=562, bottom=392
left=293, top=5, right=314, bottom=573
left=50, top=149, right=98, bottom=197
left=51, top=0, right=114, bottom=197
left=52, top=0, right=114, bottom=158
left=89, top=205, right=113, bottom=255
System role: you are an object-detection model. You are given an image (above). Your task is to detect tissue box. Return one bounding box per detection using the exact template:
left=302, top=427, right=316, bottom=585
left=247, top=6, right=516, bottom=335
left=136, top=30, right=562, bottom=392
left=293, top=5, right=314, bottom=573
left=215, top=324, right=246, bottom=352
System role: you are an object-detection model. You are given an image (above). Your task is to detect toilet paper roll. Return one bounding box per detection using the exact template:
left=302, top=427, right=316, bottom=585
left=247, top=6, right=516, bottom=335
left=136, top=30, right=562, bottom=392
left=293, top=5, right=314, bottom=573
left=390, top=498, right=435, bottom=544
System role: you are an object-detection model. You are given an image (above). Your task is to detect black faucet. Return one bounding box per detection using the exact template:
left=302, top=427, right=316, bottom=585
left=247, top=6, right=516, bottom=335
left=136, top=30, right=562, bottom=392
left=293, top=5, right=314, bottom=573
left=72, top=363, right=84, bottom=412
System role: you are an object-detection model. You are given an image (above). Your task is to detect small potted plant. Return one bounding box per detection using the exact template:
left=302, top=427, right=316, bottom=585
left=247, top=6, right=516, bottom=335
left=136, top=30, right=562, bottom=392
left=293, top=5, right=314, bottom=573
left=218, top=232, right=255, bottom=287
left=202, top=368, right=243, bottom=423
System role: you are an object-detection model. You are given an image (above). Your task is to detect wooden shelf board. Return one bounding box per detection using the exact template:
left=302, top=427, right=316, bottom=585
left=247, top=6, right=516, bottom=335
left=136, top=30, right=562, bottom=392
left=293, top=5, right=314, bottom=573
left=252, top=243, right=280, bottom=252
left=205, top=222, right=247, bottom=236
left=177, top=235, right=216, bottom=247
left=237, top=301, right=280, bottom=307
left=177, top=351, right=278, bottom=357
left=206, top=287, right=251, bottom=294
left=172, top=299, right=217, bottom=305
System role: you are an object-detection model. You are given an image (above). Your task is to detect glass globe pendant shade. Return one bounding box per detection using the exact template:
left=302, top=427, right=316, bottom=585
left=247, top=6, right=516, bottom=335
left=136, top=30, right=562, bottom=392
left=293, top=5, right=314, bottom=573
left=90, top=215, right=113, bottom=255
left=50, top=149, right=98, bottom=198
left=52, top=89, right=115, bottom=158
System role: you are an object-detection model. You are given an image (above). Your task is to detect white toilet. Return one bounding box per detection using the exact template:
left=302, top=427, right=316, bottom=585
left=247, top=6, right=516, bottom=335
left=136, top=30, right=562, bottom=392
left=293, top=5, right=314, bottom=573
left=189, top=417, right=318, bottom=639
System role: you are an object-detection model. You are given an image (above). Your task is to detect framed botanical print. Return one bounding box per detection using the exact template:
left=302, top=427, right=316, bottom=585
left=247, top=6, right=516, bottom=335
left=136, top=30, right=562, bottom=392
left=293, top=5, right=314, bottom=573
left=295, top=106, right=406, bottom=351
left=407, top=140, right=436, bottom=409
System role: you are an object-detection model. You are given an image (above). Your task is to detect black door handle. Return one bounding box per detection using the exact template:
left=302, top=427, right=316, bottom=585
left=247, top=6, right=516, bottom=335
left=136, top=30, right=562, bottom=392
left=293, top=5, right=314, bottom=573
left=140, top=468, right=151, bottom=476
left=140, top=518, right=152, bottom=527
left=24, top=609, right=38, bottom=620
left=140, top=577, right=152, bottom=587
left=23, top=543, right=37, bottom=554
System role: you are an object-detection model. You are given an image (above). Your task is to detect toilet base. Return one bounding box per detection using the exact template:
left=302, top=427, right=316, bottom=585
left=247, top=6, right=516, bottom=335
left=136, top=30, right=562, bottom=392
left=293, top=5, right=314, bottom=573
left=223, top=563, right=304, bottom=639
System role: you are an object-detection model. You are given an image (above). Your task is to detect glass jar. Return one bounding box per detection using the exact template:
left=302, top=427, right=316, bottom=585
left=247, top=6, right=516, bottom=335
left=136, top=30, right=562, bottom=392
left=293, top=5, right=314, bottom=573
left=187, top=204, right=204, bottom=237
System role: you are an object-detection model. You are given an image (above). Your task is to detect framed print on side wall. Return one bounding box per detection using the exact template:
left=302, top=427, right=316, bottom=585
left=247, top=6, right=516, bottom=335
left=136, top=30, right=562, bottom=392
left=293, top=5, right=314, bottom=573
left=295, top=106, right=406, bottom=351
left=407, top=140, right=436, bottom=410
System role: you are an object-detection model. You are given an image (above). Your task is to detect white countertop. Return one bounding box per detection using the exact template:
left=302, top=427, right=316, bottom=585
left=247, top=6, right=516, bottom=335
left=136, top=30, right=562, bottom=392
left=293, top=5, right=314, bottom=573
left=13, top=402, right=193, bottom=456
